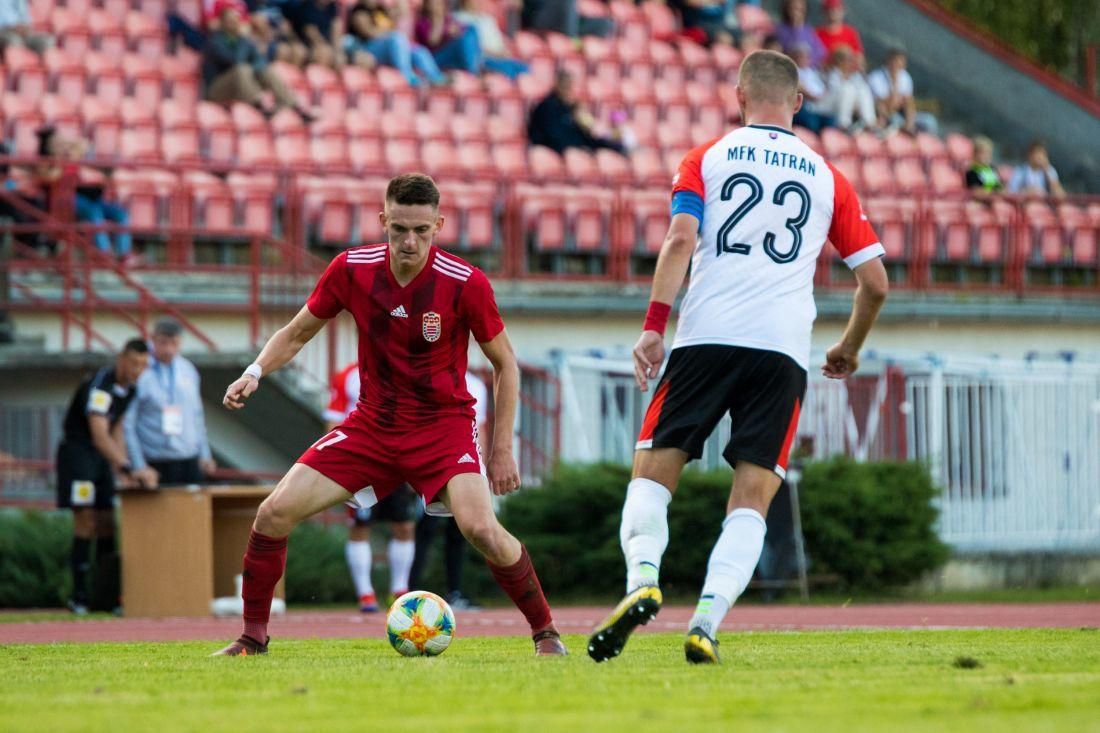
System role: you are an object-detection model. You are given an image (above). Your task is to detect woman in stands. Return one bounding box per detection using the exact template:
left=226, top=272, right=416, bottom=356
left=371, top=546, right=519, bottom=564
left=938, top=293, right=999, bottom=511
left=343, top=0, right=448, bottom=86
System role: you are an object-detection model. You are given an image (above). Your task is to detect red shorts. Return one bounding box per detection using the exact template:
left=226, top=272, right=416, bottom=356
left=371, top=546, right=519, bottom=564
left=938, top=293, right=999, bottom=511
left=297, top=409, right=483, bottom=508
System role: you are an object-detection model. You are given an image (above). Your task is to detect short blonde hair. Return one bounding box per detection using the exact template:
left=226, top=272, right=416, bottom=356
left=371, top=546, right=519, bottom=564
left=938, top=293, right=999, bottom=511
left=738, top=50, right=800, bottom=106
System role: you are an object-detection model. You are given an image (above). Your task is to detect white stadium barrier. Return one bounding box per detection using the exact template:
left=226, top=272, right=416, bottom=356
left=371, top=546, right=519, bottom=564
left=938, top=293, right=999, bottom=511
left=551, top=352, right=1100, bottom=553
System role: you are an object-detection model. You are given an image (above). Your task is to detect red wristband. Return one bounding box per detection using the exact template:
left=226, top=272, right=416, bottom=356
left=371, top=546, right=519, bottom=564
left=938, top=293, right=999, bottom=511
left=643, top=301, right=671, bottom=334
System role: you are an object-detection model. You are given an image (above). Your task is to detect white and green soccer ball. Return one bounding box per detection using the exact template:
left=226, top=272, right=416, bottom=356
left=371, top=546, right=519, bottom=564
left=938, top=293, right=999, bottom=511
left=386, top=590, right=456, bottom=657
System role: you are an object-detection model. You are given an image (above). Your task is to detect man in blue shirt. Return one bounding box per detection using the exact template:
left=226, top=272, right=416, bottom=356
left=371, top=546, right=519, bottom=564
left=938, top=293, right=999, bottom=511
left=124, top=319, right=216, bottom=486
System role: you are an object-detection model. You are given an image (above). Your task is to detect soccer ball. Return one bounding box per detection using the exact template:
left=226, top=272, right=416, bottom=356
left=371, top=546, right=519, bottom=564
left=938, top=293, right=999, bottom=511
left=386, top=590, right=456, bottom=657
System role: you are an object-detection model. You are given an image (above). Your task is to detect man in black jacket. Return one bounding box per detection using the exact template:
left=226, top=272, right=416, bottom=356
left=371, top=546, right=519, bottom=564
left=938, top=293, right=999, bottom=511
left=528, top=71, right=625, bottom=155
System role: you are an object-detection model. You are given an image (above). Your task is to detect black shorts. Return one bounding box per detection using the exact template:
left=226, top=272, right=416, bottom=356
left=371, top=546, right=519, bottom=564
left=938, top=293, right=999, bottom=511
left=56, top=441, right=116, bottom=510
left=347, top=483, right=418, bottom=525
left=636, top=345, right=807, bottom=477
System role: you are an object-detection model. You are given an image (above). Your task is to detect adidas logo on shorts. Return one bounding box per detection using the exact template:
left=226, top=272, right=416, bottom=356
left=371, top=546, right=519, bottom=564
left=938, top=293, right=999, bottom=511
left=390, top=305, right=408, bottom=318
left=457, top=453, right=476, bottom=464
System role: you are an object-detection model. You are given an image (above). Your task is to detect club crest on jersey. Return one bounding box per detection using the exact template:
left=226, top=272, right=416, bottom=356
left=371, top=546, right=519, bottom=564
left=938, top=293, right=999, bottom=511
left=422, top=312, right=442, bottom=342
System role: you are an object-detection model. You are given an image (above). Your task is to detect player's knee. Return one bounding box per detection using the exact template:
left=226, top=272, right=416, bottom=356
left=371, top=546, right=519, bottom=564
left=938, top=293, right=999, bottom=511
left=458, top=517, right=500, bottom=555
left=255, top=494, right=300, bottom=537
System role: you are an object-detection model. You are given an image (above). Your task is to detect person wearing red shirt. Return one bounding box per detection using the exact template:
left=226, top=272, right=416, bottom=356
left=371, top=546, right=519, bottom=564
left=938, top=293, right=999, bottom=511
left=214, top=174, right=566, bottom=657
left=815, top=0, right=863, bottom=61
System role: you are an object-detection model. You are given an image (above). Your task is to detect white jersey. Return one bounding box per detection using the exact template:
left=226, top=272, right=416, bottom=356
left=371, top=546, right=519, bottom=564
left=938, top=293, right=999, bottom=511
left=669, top=124, right=884, bottom=370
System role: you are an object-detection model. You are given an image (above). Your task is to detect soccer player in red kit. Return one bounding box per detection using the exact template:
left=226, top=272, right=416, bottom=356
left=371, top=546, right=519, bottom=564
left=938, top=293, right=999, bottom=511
left=213, top=174, right=567, bottom=657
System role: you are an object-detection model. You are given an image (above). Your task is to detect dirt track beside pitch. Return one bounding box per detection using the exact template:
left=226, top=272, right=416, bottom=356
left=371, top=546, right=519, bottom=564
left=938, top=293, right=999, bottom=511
left=1, top=602, right=1097, bottom=644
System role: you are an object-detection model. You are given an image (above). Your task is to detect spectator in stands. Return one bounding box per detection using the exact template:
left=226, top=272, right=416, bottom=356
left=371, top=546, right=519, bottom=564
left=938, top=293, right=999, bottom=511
left=202, top=6, right=314, bottom=121
left=344, top=0, right=448, bottom=86
left=528, top=70, right=626, bottom=155
left=282, top=0, right=345, bottom=68
left=415, top=0, right=485, bottom=74
left=670, top=1, right=741, bottom=47
left=57, top=339, right=155, bottom=615
left=521, top=0, right=613, bottom=38
left=124, top=319, right=216, bottom=487
left=775, top=0, right=825, bottom=67
left=1008, top=140, right=1066, bottom=199
left=964, top=136, right=1004, bottom=199
left=815, top=0, right=862, bottom=61
left=822, top=45, right=878, bottom=133
left=0, top=142, right=49, bottom=253
left=36, top=127, right=135, bottom=263
left=248, top=1, right=310, bottom=66
left=762, top=34, right=783, bottom=53
left=453, top=0, right=530, bottom=78
left=868, top=48, right=939, bottom=136
left=790, top=42, right=834, bottom=133
left=0, top=0, right=52, bottom=57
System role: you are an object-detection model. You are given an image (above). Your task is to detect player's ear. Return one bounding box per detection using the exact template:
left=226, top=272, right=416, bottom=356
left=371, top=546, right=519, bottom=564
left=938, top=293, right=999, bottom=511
left=378, top=209, right=388, bottom=231
left=792, top=91, right=804, bottom=115
left=434, top=212, right=444, bottom=234
left=734, top=84, right=747, bottom=116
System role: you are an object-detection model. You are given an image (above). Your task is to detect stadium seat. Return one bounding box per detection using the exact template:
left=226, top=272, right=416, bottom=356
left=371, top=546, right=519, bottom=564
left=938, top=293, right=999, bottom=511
left=456, top=142, right=495, bottom=177
left=596, top=149, right=633, bottom=185
left=384, top=138, right=422, bottom=172
left=112, top=168, right=176, bottom=230
left=118, top=97, right=158, bottom=140
left=51, top=9, right=92, bottom=57
left=563, top=148, right=599, bottom=184
left=929, top=200, right=970, bottom=262
left=443, top=182, right=497, bottom=250
left=1024, top=201, right=1063, bottom=264
left=81, top=97, right=123, bottom=157
left=640, top=1, right=678, bottom=40
left=821, top=128, right=855, bottom=158
left=490, top=142, right=528, bottom=179
left=945, top=133, right=974, bottom=167
left=895, top=158, right=930, bottom=194
left=307, top=64, right=348, bottom=119
left=185, top=171, right=236, bottom=231
left=275, top=135, right=312, bottom=168
left=630, top=148, right=667, bottom=187
left=517, top=184, right=567, bottom=252
left=162, top=128, right=203, bottom=164
left=885, top=133, right=919, bottom=160
left=794, top=126, right=823, bottom=155
left=375, top=67, right=419, bottom=117
left=341, top=65, right=381, bottom=109
left=861, top=158, right=896, bottom=195
left=915, top=131, right=948, bottom=162
left=565, top=186, right=614, bottom=252
left=228, top=172, right=277, bottom=234
left=710, top=44, right=744, bottom=73
left=696, top=104, right=727, bottom=138
left=348, top=135, right=385, bottom=173
left=311, top=136, right=349, bottom=169
left=737, top=3, right=775, bottom=33
left=83, top=52, right=125, bottom=106
left=529, top=146, right=566, bottom=183
left=125, top=11, right=167, bottom=59
left=854, top=131, right=885, bottom=159
left=43, top=47, right=86, bottom=102
left=421, top=139, right=463, bottom=178
left=623, top=188, right=671, bottom=254
left=966, top=202, right=1010, bottom=263
left=929, top=159, right=964, bottom=195
left=415, top=114, right=451, bottom=142
left=863, top=197, right=915, bottom=261
left=88, top=9, right=127, bottom=57
left=125, top=53, right=164, bottom=109
left=161, top=51, right=201, bottom=107
left=6, top=45, right=48, bottom=99
left=831, top=154, right=863, bottom=191
left=629, top=101, right=660, bottom=146
left=196, top=102, right=237, bottom=163
left=231, top=103, right=270, bottom=136
left=119, top=128, right=161, bottom=162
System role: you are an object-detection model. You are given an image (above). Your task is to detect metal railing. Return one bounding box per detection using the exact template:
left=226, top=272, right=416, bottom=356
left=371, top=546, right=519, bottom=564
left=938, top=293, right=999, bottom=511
left=552, top=352, right=1100, bottom=552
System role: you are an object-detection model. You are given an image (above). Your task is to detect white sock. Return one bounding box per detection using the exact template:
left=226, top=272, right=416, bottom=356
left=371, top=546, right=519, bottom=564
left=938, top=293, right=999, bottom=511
left=387, top=539, right=415, bottom=594
left=688, top=508, right=767, bottom=637
left=345, top=540, right=374, bottom=598
left=620, top=477, right=672, bottom=592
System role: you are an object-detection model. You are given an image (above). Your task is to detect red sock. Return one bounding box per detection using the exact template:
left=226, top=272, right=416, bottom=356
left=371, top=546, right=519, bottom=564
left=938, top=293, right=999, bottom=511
left=241, top=529, right=287, bottom=642
left=488, top=545, right=553, bottom=635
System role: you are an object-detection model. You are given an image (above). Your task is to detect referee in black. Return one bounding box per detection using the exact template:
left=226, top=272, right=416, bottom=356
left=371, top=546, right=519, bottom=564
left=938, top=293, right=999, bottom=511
left=57, top=338, right=158, bottom=614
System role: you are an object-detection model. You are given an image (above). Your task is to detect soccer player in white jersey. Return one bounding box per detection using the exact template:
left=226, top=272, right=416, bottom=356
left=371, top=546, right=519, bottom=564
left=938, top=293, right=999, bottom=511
left=587, top=50, right=889, bottom=664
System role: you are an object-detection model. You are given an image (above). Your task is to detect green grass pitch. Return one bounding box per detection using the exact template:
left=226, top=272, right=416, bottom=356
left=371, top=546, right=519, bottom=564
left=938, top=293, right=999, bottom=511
left=2, top=630, right=1098, bottom=732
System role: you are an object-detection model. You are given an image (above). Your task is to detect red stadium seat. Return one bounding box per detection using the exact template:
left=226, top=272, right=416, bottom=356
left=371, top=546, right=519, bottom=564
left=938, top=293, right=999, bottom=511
left=275, top=135, right=312, bottom=168
left=821, top=127, right=855, bottom=158
left=51, top=9, right=92, bottom=57
left=125, top=53, right=164, bottom=108
left=831, top=154, right=863, bottom=191
left=490, top=142, right=528, bottom=179
left=517, top=73, right=554, bottom=103
left=629, top=101, right=660, bottom=146
left=546, top=32, right=582, bottom=60
left=161, top=51, right=201, bottom=106
left=885, top=133, right=919, bottom=160
left=563, top=148, right=598, bottom=184
left=43, top=47, right=86, bottom=102
left=119, top=128, right=161, bottom=162
left=2, top=96, right=44, bottom=154
left=630, top=148, right=667, bottom=187
left=442, top=182, right=497, bottom=251
left=231, top=102, right=270, bottom=136
left=342, top=65, right=382, bottom=109
left=657, top=123, right=692, bottom=152
left=854, top=131, right=885, bottom=158
left=126, top=11, right=167, bottom=59
left=228, top=172, right=277, bottom=234
left=894, top=158, right=930, bottom=194
left=196, top=102, right=236, bottom=163
left=384, top=138, right=422, bottom=171
left=596, top=149, right=633, bottom=185
left=929, top=200, right=969, bottom=261
left=915, top=131, right=948, bottom=162
left=421, top=139, right=463, bottom=178
left=348, top=135, right=385, bottom=172
left=565, top=186, right=614, bottom=252
left=512, top=31, right=549, bottom=60
left=306, top=64, right=347, bottom=118
left=529, top=145, right=567, bottom=183
left=118, top=97, right=158, bottom=139
left=237, top=134, right=277, bottom=167
left=929, top=159, right=964, bottom=195
left=456, top=142, right=495, bottom=177
left=794, top=126, right=823, bottom=155
left=641, top=0, right=678, bottom=40
left=162, top=128, right=203, bottom=163
left=863, top=197, right=913, bottom=261
left=516, top=184, right=567, bottom=252
left=861, top=158, right=895, bottom=195
left=737, top=4, right=775, bottom=33
left=623, top=188, right=671, bottom=254
left=6, top=45, right=48, bottom=98
left=451, top=116, right=488, bottom=144
left=311, top=136, right=349, bottom=169
left=966, top=202, right=1009, bottom=263
left=39, top=95, right=82, bottom=139
left=696, top=104, right=728, bottom=138
left=415, top=114, right=450, bottom=142
left=88, top=9, right=127, bottom=57
left=185, top=171, right=236, bottom=231
left=711, top=44, right=744, bottom=73
left=113, top=168, right=176, bottom=230
left=945, top=133, right=973, bottom=168
left=81, top=97, right=123, bottom=157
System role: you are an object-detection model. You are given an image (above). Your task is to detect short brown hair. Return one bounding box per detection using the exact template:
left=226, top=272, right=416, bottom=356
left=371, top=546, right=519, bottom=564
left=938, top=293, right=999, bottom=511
left=738, top=50, right=800, bottom=106
left=386, top=173, right=440, bottom=208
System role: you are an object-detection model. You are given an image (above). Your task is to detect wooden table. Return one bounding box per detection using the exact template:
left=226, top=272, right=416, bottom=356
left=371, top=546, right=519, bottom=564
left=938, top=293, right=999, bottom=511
left=118, top=485, right=285, bottom=618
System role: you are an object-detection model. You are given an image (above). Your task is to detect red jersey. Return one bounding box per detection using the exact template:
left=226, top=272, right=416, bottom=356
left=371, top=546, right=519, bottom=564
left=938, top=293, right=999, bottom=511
left=816, top=24, right=863, bottom=56
left=306, top=244, right=504, bottom=427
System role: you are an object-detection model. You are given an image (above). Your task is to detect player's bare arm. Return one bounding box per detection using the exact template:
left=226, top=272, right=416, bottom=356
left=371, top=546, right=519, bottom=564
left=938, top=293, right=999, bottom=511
left=478, top=329, right=521, bottom=496
left=634, top=213, right=699, bottom=391
left=223, top=306, right=328, bottom=410
left=823, top=257, right=889, bottom=379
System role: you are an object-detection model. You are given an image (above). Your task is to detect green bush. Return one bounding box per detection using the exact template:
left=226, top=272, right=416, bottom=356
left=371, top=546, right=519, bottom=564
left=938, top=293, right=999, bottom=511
left=798, top=457, right=951, bottom=590
left=502, top=459, right=949, bottom=597
left=0, top=509, right=72, bottom=607
left=0, top=459, right=949, bottom=607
